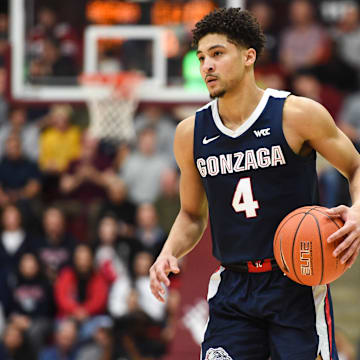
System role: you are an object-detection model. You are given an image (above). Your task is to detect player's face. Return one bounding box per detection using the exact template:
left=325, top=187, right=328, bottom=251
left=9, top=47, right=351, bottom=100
left=197, top=33, right=248, bottom=98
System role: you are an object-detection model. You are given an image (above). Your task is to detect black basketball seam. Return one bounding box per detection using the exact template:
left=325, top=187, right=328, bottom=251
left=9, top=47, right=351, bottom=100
left=310, top=208, right=342, bottom=229
left=304, top=205, right=340, bottom=226
left=275, top=211, right=311, bottom=236
left=275, top=210, right=314, bottom=275
left=311, top=208, right=345, bottom=285
left=307, top=213, right=324, bottom=285
left=278, top=206, right=340, bottom=286
left=274, top=212, right=309, bottom=272
left=275, top=206, right=326, bottom=281
left=291, top=213, right=308, bottom=285
left=279, top=235, right=290, bottom=272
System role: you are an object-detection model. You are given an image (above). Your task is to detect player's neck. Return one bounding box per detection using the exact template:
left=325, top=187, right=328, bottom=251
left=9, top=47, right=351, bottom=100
left=217, top=78, right=264, bottom=131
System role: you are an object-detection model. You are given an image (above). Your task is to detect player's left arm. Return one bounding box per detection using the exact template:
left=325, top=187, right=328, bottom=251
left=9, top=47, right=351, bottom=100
left=286, top=96, right=360, bottom=268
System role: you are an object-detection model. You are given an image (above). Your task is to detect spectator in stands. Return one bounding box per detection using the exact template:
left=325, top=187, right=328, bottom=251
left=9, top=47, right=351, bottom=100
left=331, top=3, right=360, bottom=77
left=112, top=141, right=131, bottom=176
left=96, top=179, right=137, bottom=238
left=0, top=135, right=42, bottom=227
left=249, top=1, right=287, bottom=90
left=54, top=244, right=108, bottom=335
left=0, top=205, right=39, bottom=279
left=107, top=254, right=157, bottom=358
left=121, top=126, right=173, bottom=204
left=135, top=105, right=176, bottom=160
left=279, top=0, right=331, bottom=74
left=39, top=37, right=78, bottom=80
left=37, top=207, right=76, bottom=284
left=28, top=7, right=80, bottom=64
left=75, top=316, right=115, bottom=360
left=307, top=42, right=359, bottom=94
left=39, top=104, right=81, bottom=203
left=0, top=106, right=39, bottom=161
left=59, top=131, right=112, bottom=241
left=291, top=68, right=343, bottom=122
left=249, top=1, right=278, bottom=62
left=155, top=168, right=180, bottom=236
left=94, top=215, right=130, bottom=284
left=107, top=276, right=134, bottom=321
left=38, top=318, right=78, bottom=360
left=28, top=35, right=79, bottom=84
left=39, top=104, right=81, bottom=174
left=95, top=215, right=142, bottom=278
left=28, top=58, right=50, bottom=85
left=8, top=253, right=53, bottom=354
left=0, top=324, right=36, bottom=360
left=135, top=203, right=166, bottom=258
left=112, top=251, right=179, bottom=358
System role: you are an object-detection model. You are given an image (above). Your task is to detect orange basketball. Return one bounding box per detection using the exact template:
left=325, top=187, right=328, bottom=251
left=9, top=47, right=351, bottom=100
left=273, top=206, right=347, bottom=286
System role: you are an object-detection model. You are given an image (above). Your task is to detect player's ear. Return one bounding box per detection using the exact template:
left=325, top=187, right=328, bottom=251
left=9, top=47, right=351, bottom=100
left=244, top=48, right=256, bottom=66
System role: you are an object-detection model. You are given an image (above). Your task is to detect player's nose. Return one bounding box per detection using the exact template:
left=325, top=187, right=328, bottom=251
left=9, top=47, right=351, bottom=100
left=202, top=57, right=215, bottom=73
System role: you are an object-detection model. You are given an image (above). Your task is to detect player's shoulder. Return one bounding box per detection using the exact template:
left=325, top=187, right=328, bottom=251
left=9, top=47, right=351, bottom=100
left=175, top=115, right=196, bottom=139
left=174, top=115, right=196, bottom=166
left=175, top=99, right=214, bottom=137
left=283, top=95, right=336, bottom=140
left=284, top=95, right=329, bottom=121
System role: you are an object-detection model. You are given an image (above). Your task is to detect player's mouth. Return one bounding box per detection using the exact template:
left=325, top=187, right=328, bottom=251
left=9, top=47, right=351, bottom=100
left=206, top=75, right=218, bottom=84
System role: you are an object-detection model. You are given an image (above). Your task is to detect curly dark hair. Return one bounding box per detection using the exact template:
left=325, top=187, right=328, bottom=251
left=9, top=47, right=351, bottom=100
left=192, top=8, right=265, bottom=59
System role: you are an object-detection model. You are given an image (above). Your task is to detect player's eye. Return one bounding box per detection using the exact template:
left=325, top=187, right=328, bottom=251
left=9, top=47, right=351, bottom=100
left=198, top=56, right=205, bottom=62
left=213, top=51, right=222, bottom=57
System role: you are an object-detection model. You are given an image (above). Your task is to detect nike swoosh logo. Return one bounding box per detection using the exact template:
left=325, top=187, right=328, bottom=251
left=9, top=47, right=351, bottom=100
left=202, top=135, right=220, bottom=145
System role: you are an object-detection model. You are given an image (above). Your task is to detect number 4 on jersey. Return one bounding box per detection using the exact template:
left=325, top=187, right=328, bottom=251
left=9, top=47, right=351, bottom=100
left=232, top=177, right=259, bottom=218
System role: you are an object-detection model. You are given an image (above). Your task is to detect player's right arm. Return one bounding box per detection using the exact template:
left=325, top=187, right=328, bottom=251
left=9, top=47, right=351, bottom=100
left=150, top=115, right=209, bottom=302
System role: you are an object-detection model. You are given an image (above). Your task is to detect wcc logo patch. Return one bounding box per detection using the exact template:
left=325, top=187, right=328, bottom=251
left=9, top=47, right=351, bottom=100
left=205, top=347, right=233, bottom=360
left=253, top=127, right=271, bottom=137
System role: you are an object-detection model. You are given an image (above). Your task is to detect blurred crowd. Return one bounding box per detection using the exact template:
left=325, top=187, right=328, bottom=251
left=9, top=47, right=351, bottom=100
left=1, top=0, right=360, bottom=359
left=0, top=100, right=182, bottom=359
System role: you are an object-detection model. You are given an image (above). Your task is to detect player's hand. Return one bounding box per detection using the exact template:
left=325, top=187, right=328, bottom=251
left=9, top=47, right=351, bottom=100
left=326, top=205, right=360, bottom=268
left=149, top=254, right=180, bottom=303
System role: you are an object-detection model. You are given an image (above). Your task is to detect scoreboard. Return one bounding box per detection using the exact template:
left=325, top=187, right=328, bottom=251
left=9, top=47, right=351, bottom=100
left=86, top=0, right=218, bottom=26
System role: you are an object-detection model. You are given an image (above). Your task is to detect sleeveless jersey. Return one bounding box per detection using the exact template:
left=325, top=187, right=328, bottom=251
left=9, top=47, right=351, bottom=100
left=193, top=88, right=318, bottom=264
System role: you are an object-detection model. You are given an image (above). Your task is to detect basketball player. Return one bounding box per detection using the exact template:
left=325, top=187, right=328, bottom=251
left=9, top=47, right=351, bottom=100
left=149, top=8, right=360, bottom=360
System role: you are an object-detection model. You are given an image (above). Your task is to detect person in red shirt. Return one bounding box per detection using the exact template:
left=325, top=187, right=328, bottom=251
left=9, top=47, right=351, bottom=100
left=54, top=244, right=108, bottom=323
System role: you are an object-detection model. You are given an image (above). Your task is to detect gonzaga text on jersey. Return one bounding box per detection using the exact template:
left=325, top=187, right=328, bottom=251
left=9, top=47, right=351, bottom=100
left=196, top=145, right=286, bottom=177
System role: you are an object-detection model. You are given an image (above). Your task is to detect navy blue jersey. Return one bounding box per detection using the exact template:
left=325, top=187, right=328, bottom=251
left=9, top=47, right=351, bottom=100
left=193, top=88, right=318, bottom=264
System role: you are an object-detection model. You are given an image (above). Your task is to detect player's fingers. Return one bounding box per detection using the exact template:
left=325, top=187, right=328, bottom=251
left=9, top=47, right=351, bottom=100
left=326, top=205, right=348, bottom=217
left=340, top=237, right=360, bottom=265
left=333, top=231, right=357, bottom=258
left=150, top=285, right=166, bottom=303
left=149, top=281, right=165, bottom=302
left=156, top=268, right=171, bottom=287
left=327, top=222, right=354, bottom=243
left=153, top=260, right=172, bottom=287
left=149, top=263, right=167, bottom=289
left=149, top=270, right=166, bottom=302
left=345, top=245, right=360, bottom=269
left=154, top=259, right=173, bottom=283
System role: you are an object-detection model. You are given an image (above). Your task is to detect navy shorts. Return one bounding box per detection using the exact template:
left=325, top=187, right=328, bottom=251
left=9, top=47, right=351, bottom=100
left=201, top=267, right=338, bottom=360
